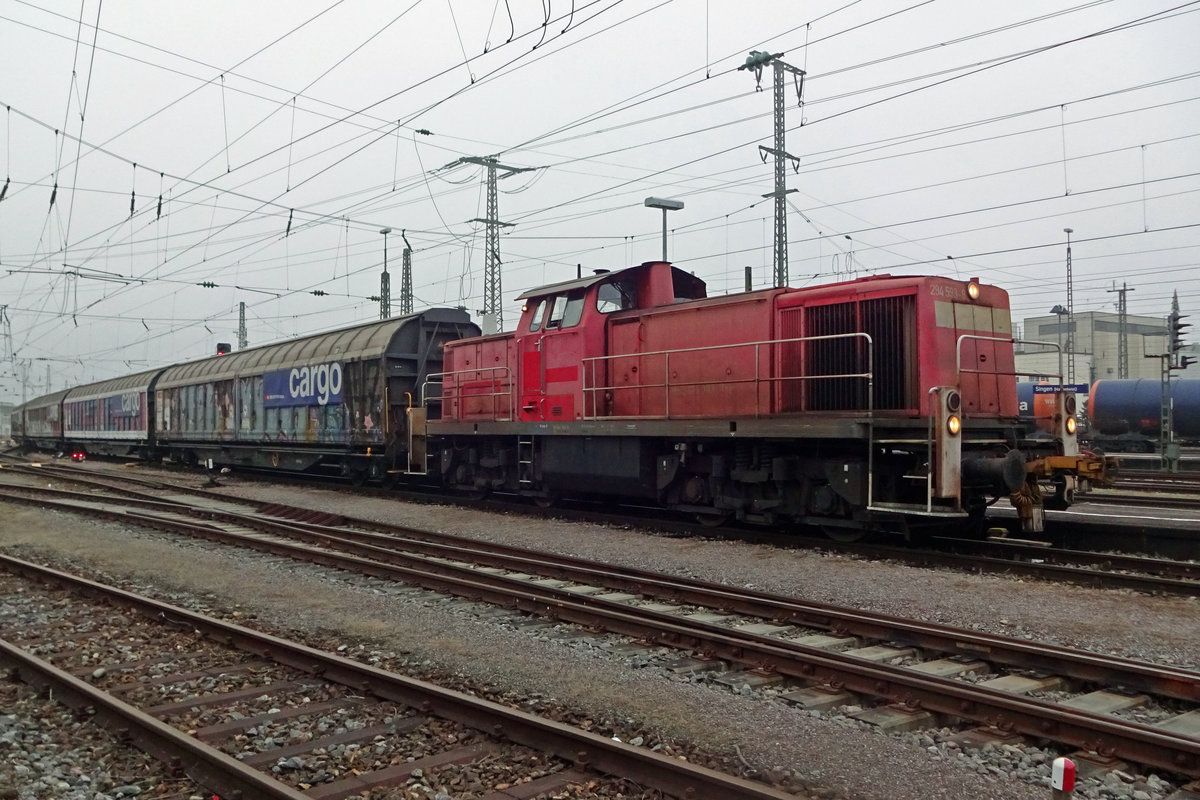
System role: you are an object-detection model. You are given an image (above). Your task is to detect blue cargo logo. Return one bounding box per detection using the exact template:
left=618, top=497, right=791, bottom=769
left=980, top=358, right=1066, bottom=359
left=264, top=361, right=344, bottom=408
left=116, top=391, right=141, bottom=417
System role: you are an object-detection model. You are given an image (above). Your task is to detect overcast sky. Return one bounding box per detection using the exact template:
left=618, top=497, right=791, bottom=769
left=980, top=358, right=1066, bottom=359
left=1, top=0, right=1197, bottom=399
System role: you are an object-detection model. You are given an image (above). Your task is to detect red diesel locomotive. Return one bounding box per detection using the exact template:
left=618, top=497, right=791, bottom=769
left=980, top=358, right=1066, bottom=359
left=419, top=261, right=1106, bottom=538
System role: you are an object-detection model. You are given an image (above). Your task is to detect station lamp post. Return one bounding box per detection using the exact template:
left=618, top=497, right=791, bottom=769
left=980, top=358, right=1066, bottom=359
left=1050, top=304, right=1067, bottom=380
left=644, top=197, right=684, bottom=262
left=379, top=227, right=392, bottom=320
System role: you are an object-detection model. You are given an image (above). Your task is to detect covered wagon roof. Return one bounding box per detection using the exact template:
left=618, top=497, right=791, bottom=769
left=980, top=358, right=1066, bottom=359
left=13, top=387, right=72, bottom=415
left=155, top=308, right=471, bottom=390
left=65, top=368, right=166, bottom=403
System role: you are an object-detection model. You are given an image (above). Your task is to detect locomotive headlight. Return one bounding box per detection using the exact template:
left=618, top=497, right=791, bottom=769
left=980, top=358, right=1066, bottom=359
left=967, top=281, right=980, bottom=300
left=947, top=414, right=961, bottom=436
left=1065, top=417, right=1077, bottom=435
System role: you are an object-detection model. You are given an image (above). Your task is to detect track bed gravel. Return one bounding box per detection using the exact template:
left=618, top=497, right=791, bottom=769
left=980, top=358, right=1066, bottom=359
left=3, top=465, right=1198, bottom=800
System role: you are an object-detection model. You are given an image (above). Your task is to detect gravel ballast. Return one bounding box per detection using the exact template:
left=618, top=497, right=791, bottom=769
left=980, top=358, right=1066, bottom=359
left=2, top=467, right=1197, bottom=800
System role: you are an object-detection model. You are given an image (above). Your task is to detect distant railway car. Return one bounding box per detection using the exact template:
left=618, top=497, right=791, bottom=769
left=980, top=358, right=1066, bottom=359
left=427, top=261, right=1099, bottom=538
left=61, top=368, right=163, bottom=458
left=12, top=389, right=71, bottom=452
left=9, top=402, right=23, bottom=445
left=154, top=309, right=478, bottom=480
left=1089, top=379, right=1200, bottom=439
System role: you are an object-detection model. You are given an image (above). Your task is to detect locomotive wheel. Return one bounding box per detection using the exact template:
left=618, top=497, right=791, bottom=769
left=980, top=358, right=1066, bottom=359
left=820, top=525, right=866, bottom=543
left=533, top=494, right=558, bottom=509
left=695, top=511, right=733, bottom=528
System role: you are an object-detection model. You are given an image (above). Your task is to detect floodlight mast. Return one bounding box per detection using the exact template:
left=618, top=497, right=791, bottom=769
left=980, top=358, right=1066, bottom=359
left=644, top=197, right=684, bottom=261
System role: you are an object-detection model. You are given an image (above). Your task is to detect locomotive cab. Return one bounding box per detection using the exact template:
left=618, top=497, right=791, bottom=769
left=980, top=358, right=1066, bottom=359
left=512, top=262, right=706, bottom=423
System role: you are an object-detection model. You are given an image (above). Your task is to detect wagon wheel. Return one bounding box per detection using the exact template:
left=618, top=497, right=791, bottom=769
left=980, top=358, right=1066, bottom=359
left=533, top=494, right=558, bottom=509
left=695, top=511, right=733, bottom=528
left=820, top=525, right=866, bottom=543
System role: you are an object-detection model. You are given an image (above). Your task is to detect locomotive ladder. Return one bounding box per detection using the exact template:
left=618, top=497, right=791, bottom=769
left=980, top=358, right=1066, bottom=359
left=517, top=436, right=535, bottom=485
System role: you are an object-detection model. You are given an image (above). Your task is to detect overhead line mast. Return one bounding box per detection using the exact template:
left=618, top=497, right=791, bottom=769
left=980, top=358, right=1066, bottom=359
left=458, top=156, right=538, bottom=332
left=740, top=51, right=806, bottom=288
left=1107, top=282, right=1132, bottom=379
left=400, top=230, right=414, bottom=316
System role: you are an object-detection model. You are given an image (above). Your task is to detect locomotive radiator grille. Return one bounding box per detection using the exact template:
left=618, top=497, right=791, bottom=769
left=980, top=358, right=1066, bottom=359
left=779, top=295, right=914, bottom=412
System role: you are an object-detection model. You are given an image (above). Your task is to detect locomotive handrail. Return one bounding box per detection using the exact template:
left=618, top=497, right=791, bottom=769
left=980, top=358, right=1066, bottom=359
left=421, top=366, right=515, bottom=422
left=1010, top=338, right=1066, bottom=384
left=955, top=334, right=1072, bottom=422
left=956, top=334, right=1067, bottom=384
left=580, top=332, right=874, bottom=421
left=583, top=331, right=879, bottom=514
left=925, top=386, right=944, bottom=514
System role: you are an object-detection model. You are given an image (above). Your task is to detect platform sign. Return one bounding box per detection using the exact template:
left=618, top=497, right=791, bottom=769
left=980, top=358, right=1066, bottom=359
left=1032, top=384, right=1089, bottom=394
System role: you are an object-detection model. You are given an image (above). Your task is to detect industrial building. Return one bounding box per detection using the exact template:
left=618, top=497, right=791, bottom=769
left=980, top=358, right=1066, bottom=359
left=1014, top=309, right=1197, bottom=385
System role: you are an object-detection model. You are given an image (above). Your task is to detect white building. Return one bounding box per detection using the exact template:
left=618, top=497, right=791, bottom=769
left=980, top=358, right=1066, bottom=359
left=1013, top=310, right=1196, bottom=385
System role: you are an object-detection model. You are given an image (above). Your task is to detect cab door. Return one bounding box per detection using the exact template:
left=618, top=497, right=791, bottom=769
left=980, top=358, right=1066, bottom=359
left=519, top=300, right=547, bottom=421
left=519, top=291, right=586, bottom=421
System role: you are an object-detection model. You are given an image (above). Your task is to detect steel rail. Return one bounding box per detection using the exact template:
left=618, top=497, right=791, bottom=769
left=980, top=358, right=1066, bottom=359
left=4, top=482, right=1199, bottom=702
left=0, top=553, right=797, bottom=800
left=4, top=491, right=1200, bottom=776
left=228, top=506, right=1200, bottom=702
left=930, top=535, right=1200, bottom=582
left=0, top=638, right=318, bottom=800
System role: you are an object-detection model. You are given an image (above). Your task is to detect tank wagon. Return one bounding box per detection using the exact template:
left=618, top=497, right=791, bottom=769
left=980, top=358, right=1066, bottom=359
left=422, top=261, right=1107, bottom=538
left=1087, top=379, right=1200, bottom=452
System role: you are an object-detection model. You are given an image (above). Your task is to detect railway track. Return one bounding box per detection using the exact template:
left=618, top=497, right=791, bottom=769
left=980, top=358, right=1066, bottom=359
left=1087, top=471, right=1200, bottom=510
left=3, top=465, right=1200, bottom=780
left=7, top=456, right=1200, bottom=594
left=5, top=460, right=1200, bottom=595
left=0, top=554, right=792, bottom=800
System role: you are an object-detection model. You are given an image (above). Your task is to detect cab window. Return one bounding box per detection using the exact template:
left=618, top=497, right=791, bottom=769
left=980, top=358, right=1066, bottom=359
left=595, top=278, right=637, bottom=313
left=527, top=300, right=547, bottom=331
left=563, top=290, right=585, bottom=327
left=546, top=289, right=586, bottom=329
